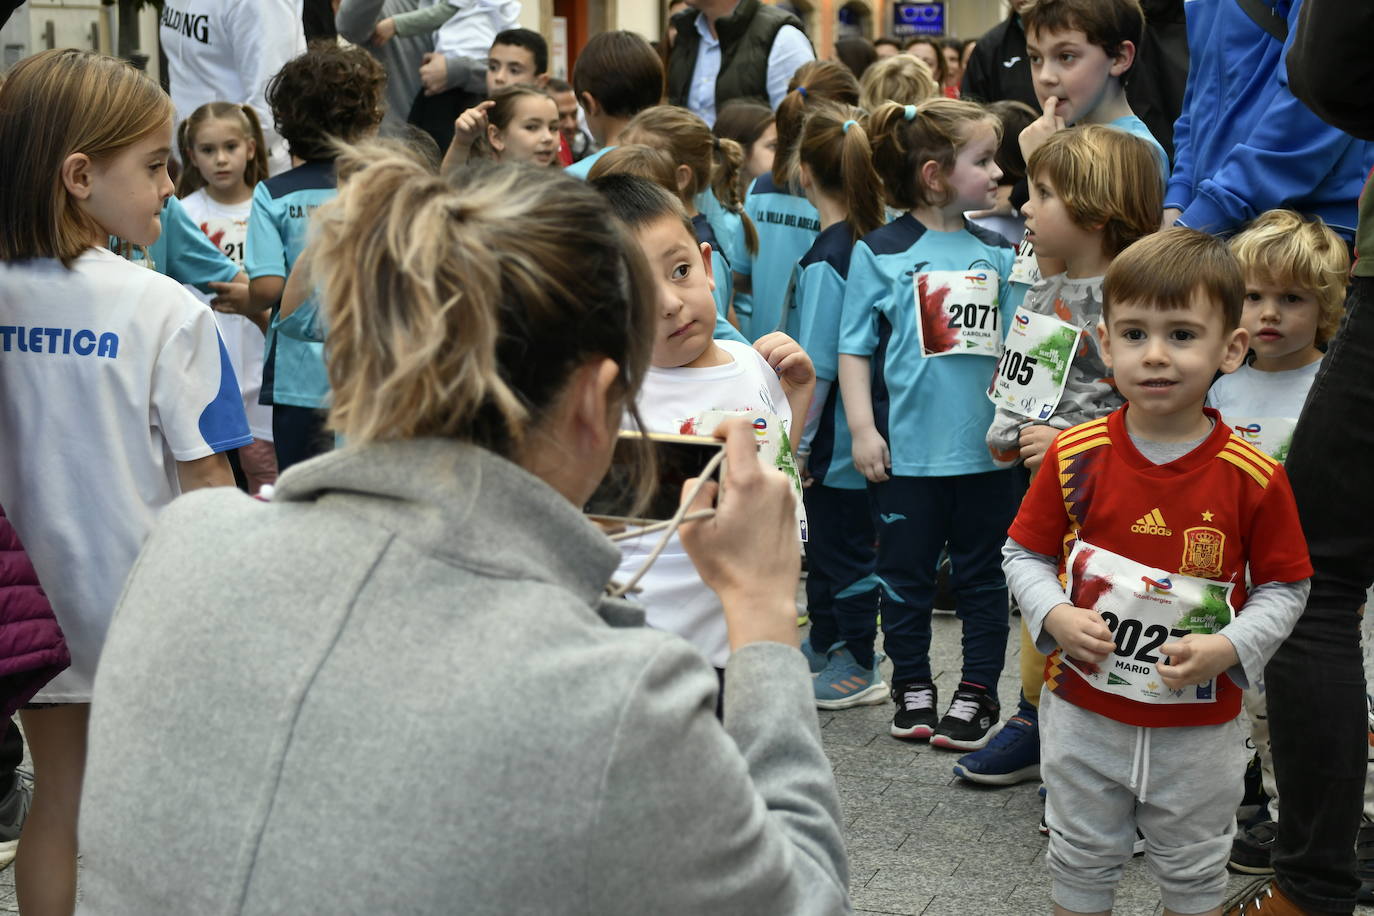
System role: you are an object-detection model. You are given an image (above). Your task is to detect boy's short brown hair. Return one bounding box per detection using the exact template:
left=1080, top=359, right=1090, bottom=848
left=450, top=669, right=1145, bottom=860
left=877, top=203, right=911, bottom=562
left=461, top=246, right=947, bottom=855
left=1021, top=0, right=1144, bottom=64
left=1103, top=228, right=1245, bottom=331
left=266, top=41, right=385, bottom=161
left=572, top=31, right=664, bottom=120
left=1027, top=124, right=1162, bottom=257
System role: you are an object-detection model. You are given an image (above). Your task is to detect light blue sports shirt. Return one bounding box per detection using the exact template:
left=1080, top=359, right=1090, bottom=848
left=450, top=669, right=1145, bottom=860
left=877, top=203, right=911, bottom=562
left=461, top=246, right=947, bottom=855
left=245, top=160, right=336, bottom=409
left=839, top=215, right=1019, bottom=477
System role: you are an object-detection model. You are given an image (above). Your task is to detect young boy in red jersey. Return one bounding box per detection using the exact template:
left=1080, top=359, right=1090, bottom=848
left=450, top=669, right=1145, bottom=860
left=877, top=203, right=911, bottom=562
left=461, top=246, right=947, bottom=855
left=1003, top=228, right=1313, bottom=916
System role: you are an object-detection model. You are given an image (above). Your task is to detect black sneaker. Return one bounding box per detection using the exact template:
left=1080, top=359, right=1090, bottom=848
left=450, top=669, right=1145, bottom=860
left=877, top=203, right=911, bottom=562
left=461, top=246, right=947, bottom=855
left=1237, top=751, right=1269, bottom=821
left=1357, top=820, right=1374, bottom=904
left=890, top=680, right=938, bottom=740
left=1228, top=819, right=1277, bottom=875
left=930, top=682, right=1001, bottom=751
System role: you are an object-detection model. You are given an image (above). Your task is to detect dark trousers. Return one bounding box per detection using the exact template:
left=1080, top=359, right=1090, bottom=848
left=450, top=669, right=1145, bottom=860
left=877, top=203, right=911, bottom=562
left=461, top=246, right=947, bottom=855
left=870, top=470, right=1019, bottom=694
left=408, top=86, right=484, bottom=154
left=0, top=720, right=19, bottom=789
left=804, top=484, right=880, bottom=669
left=1268, top=275, right=1374, bottom=914
left=272, top=404, right=330, bottom=473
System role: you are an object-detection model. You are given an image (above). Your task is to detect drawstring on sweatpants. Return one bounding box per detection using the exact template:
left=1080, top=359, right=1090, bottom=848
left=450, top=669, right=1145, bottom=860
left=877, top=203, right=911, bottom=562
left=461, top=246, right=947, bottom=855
left=1128, top=727, right=1152, bottom=804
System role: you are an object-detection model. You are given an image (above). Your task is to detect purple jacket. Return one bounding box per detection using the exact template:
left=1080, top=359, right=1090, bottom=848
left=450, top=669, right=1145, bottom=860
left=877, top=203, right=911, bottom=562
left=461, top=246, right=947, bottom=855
left=0, top=506, right=69, bottom=716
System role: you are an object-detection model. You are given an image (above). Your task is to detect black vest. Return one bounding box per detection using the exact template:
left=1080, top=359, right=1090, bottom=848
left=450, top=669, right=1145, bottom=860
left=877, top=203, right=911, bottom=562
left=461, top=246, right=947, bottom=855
left=667, top=0, right=808, bottom=112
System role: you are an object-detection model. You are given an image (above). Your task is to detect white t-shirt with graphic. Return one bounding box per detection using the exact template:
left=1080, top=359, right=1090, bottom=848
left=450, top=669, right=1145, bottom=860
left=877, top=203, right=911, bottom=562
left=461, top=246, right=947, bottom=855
left=0, top=248, right=251, bottom=701
left=616, top=339, right=791, bottom=667
left=1206, top=359, right=1322, bottom=461
left=180, top=189, right=272, bottom=442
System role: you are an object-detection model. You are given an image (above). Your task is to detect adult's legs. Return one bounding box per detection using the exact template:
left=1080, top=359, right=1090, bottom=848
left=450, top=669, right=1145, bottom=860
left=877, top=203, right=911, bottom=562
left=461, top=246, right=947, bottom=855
left=1267, top=275, right=1374, bottom=914
left=15, top=704, right=88, bottom=916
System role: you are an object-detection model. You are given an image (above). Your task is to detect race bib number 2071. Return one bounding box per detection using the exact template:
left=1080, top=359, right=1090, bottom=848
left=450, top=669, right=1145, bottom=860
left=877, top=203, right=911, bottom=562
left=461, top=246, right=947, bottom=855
left=915, top=270, right=1001, bottom=358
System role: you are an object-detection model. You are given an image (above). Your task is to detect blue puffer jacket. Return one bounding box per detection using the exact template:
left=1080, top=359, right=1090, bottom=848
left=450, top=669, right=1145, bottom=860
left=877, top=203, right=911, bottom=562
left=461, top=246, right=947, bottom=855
left=1166, top=0, right=1374, bottom=239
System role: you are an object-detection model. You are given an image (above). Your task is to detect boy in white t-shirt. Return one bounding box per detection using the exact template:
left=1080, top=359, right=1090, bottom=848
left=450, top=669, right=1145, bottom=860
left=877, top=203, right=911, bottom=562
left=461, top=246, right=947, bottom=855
left=593, top=174, right=815, bottom=677
left=1208, top=210, right=1349, bottom=462
left=1204, top=209, right=1349, bottom=875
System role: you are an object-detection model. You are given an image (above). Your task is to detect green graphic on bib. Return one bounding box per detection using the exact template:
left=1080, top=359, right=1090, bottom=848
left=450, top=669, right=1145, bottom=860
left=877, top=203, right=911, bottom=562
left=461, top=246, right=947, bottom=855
left=986, top=307, right=1081, bottom=420
left=1224, top=417, right=1297, bottom=463
left=1064, top=539, right=1235, bottom=705
left=1175, top=584, right=1232, bottom=634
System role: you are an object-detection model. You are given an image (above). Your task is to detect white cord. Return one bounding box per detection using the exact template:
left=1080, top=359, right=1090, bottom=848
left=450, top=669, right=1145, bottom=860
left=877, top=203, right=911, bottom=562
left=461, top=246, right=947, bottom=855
left=605, top=448, right=726, bottom=599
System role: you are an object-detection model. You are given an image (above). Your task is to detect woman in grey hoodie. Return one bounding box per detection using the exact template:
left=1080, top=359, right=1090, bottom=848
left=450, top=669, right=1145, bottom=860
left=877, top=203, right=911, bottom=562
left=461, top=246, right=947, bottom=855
left=76, top=147, right=852, bottom=915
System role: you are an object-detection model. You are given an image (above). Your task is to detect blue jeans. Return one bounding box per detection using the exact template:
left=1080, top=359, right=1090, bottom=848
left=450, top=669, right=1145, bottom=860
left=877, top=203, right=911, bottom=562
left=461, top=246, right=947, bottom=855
left=1268, top=274, right=1374, bottom=914
left=870, top=471, right=1019, bottom=693
left=804, top=485, right=880, bottom=668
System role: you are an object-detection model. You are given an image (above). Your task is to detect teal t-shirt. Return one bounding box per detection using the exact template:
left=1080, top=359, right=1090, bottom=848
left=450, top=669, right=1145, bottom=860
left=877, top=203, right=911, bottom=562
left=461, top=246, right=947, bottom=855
left=1108, top=114, right=1170, bottom=182
left=130, top=196, right=240, bottom=290
left=839, top=214, right=1019, bottom=477
left=795, top=223, right=864, bottom=490
left=245, top=160, right=337, bottom=409
left=741, top=173, right=820, bottom=342
left=563, top=145, right=612, bottom=180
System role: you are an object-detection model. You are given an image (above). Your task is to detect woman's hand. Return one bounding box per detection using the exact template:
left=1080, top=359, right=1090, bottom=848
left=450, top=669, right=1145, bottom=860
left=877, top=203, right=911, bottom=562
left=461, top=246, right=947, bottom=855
left=678, top=418, right=801, bottom=650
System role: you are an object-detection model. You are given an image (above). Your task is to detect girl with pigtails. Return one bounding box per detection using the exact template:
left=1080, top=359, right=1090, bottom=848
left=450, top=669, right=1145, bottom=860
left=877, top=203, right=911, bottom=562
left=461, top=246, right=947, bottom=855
left=837, top=98, right=1022, bottom=751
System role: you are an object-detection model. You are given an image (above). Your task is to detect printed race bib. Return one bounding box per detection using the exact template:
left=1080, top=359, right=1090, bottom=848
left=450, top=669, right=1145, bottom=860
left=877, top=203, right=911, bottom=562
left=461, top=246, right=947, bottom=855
left=1062, top=538, right=1235, bottom=705
left=1226, top=417, right=1297, bottom=462
left=915, top=269, right=1001, bottom=358
left=986, top=307, right=1080, bottom=420
left=1008, top=232, right=1041, bottom=287
left=198, top=216, right=248, bottom=269
left=682, top=409, right=809, bottom=543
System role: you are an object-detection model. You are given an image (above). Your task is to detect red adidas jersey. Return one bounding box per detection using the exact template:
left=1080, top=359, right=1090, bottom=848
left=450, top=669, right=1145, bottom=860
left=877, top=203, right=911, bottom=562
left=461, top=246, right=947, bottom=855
left=1009, top=406, right=1312, bottom=727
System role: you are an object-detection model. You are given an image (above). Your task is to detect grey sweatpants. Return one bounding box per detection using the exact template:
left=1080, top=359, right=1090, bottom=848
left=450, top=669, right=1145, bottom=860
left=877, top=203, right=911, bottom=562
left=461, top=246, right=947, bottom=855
left=1041, top=689, right=1247, bottom=914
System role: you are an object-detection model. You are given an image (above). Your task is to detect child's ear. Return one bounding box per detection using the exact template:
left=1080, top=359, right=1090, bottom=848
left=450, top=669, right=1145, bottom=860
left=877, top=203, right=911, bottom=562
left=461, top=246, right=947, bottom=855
left=1219, top=324, right=1250, bottom=374
left=535, top=73, right=550, bottom=88
left=579, top=92, right=602, bottom=117
left=487, top=122, right=505, bottom=153
left=245, top=138, right=257, bottom=160
left=1096, top=319, right=1113, bottom=369
left=1109, top=40, right=1136, bottom=78
left=699, top=241, right=716, bottom=293
left=797, top=161, right=814, bottom=191
left=675, top=163, right=693, bottom=195
left=62, top=152, right=95, bottom=200
left=919, top=158, right=944, bottom=196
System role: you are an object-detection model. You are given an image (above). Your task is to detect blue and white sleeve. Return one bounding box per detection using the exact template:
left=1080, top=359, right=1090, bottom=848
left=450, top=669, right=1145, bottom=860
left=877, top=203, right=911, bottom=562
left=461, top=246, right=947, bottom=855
left=152, top=299, right=253, bottom=459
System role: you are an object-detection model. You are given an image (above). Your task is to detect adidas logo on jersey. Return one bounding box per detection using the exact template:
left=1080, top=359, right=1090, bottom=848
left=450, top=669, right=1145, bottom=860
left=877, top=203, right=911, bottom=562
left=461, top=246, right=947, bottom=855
left=1131, top=509, right=1172, bottom=536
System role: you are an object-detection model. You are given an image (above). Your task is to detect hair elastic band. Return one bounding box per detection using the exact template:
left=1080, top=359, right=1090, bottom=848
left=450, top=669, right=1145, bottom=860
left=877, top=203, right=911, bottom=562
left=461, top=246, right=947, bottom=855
left=842, top=119, right=858, bottom=134
left=903, top=104, right=919, bottom=121
left=796, top=86, right=808, bottom=97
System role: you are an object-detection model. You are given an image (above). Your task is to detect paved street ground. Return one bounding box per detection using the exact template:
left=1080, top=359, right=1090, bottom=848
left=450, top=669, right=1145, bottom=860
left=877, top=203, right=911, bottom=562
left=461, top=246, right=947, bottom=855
left=0, top=609, right=1368, bottom=914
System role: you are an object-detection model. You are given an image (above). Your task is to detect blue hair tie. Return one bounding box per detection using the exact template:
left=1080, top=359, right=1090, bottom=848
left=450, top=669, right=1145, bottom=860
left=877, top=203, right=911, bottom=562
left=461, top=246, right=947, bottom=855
left=842, top=119, right=858, bottom=134
left=903, top=104, right=919, bottom=121
left=796, top=86, right=808, bottom=97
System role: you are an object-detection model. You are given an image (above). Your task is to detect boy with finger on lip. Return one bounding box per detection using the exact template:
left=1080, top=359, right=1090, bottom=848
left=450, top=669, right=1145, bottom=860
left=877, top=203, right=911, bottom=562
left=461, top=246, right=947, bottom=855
left=1017, top=0, right=1167, bottom=181
left=1003, top=228, right=1312, bottom=916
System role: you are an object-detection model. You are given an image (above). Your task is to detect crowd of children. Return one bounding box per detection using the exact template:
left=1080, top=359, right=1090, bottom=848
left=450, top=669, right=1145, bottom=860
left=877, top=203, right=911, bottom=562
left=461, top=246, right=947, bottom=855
left=0, top=0, right=1369, bottom=912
